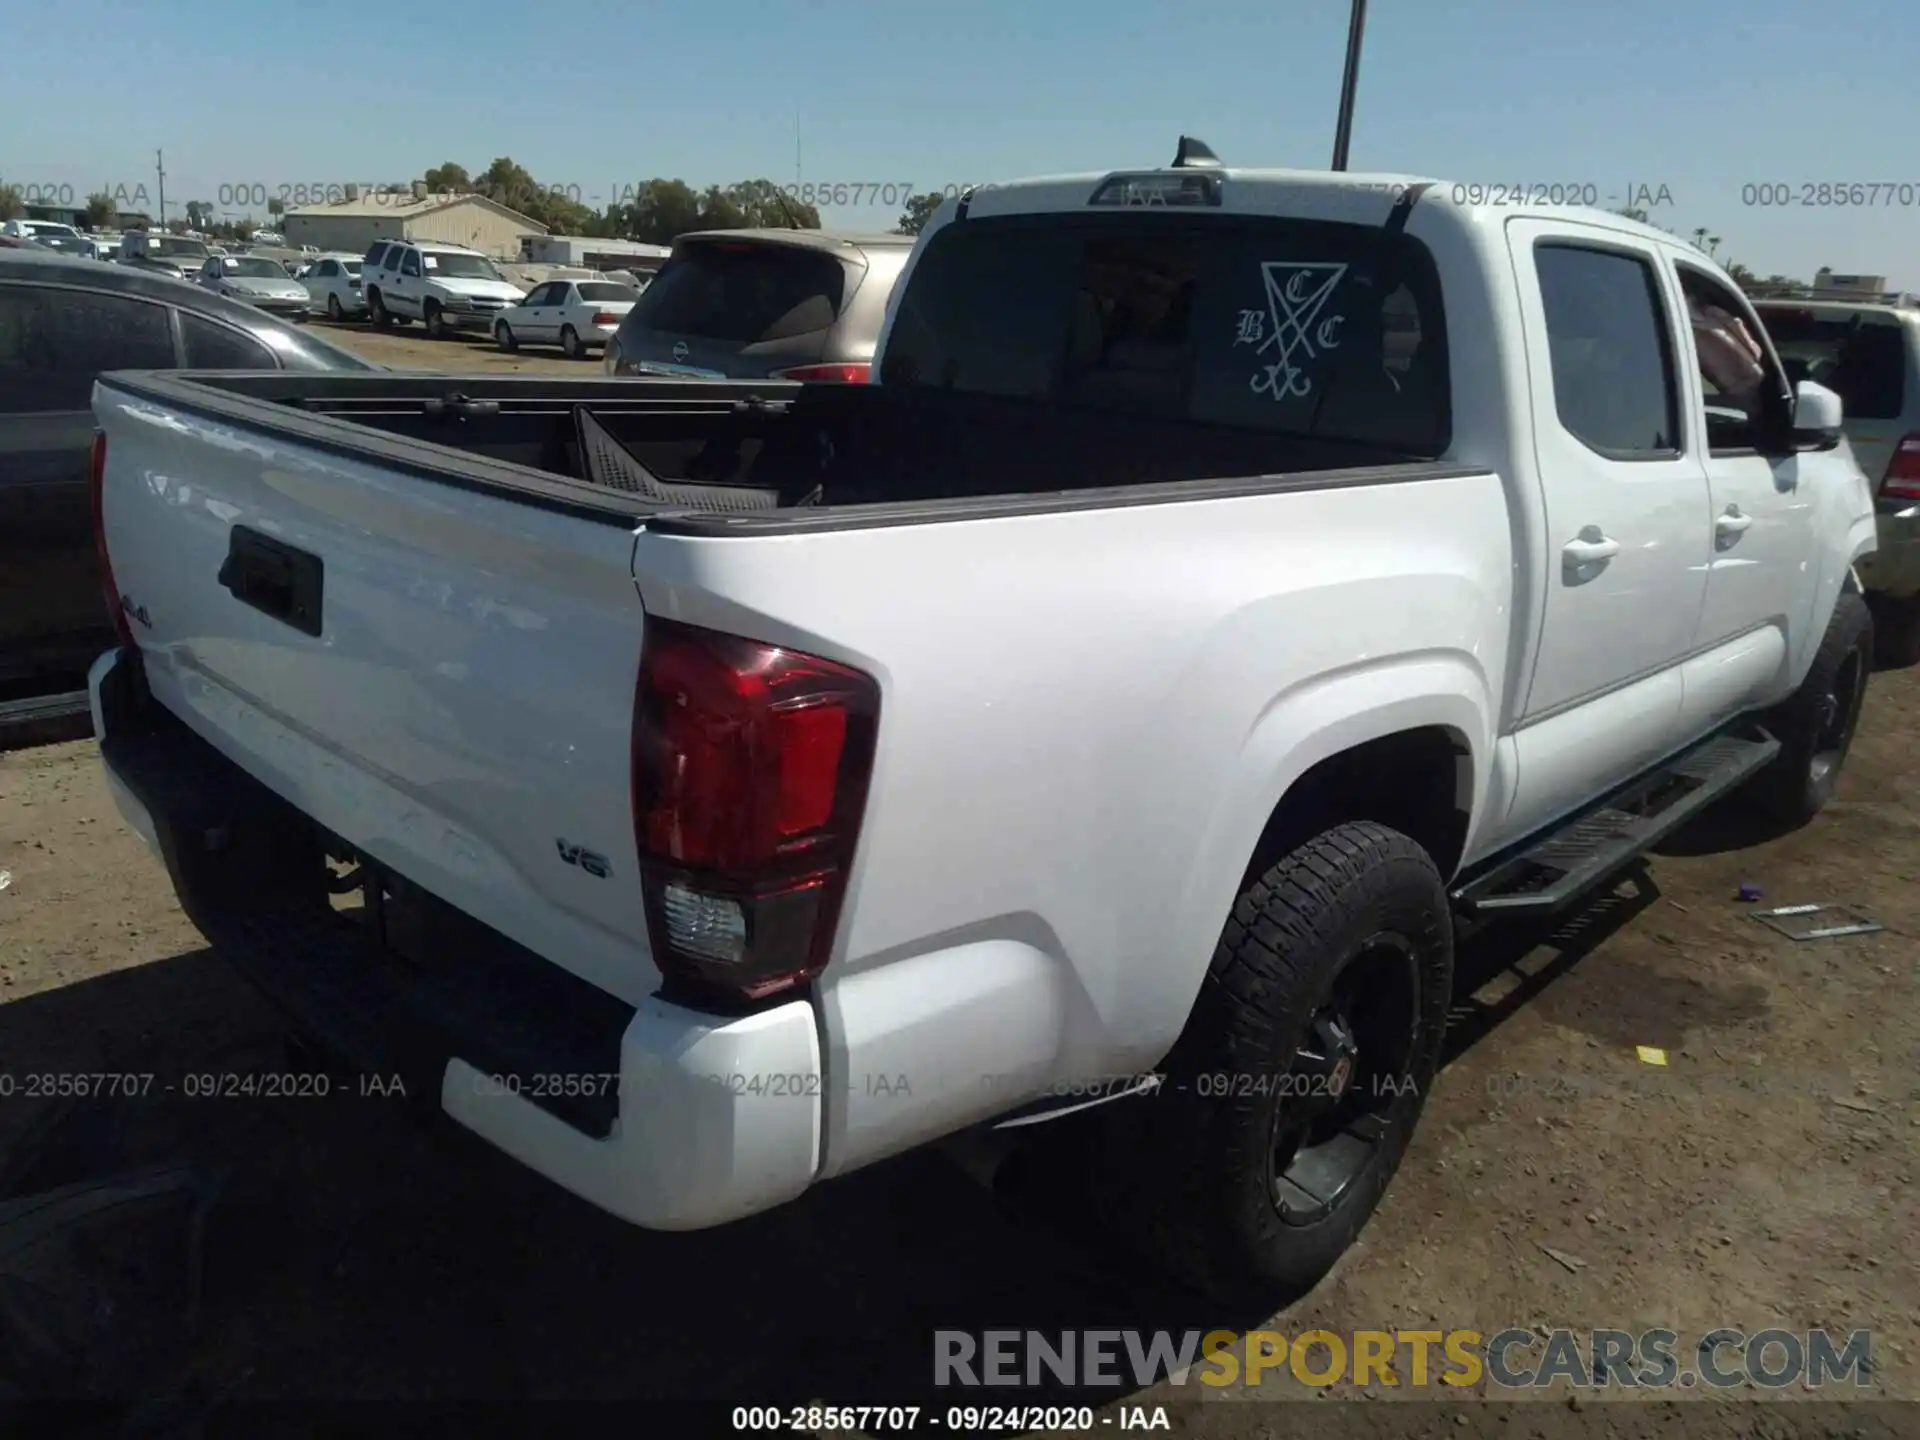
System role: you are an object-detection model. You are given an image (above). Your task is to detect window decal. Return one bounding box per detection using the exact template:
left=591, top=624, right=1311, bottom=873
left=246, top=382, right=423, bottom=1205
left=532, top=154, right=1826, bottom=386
left=1238, top=262, right=1348, bottom=399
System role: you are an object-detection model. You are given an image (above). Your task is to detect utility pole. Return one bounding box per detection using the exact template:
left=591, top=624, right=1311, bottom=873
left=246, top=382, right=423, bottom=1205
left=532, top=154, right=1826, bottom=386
left=155, top=149, right=167, bottom=229
left=795, top=112, right=802, bottom=189
left=1330, top=0, right=1368, bottom=171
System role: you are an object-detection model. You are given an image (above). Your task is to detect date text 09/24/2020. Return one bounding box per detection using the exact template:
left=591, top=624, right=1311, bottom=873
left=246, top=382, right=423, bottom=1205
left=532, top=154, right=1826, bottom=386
left=729, top=1404, right=1168, bottom=1433
left=0, top=1071, right=409, bottom=1100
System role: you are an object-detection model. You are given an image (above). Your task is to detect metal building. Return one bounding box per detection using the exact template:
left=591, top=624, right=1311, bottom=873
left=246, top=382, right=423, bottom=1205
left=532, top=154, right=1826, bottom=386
left=283, top=186, right=547, bottom=259
left=517, top=234, right=672, bottom=272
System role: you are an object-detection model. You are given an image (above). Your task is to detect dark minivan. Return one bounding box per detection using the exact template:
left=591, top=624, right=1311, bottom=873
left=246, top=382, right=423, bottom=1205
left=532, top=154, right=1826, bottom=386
left=603, top=228, right=912, bottom=383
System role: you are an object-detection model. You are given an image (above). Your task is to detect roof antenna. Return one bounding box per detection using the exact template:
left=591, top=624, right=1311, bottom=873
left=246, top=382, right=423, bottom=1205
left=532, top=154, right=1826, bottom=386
left=1172, top=136, right=1223, bottom=169
left=772, top=189, right=805, bottom=230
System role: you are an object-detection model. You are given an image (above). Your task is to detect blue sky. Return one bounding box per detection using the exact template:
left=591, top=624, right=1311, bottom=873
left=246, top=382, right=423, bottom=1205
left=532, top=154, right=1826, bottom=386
left=5, top=0, right=1918, bottom=285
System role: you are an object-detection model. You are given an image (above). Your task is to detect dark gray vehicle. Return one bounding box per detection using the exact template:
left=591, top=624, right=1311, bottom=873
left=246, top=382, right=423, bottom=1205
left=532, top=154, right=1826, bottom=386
left=603, top=228, right=912, bottom=382
left=0, top=251, right=377, bottom=724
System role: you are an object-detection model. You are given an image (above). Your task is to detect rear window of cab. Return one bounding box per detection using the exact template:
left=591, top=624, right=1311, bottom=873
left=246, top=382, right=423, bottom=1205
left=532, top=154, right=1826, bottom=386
left=878, top=213, right=1450, bottom=457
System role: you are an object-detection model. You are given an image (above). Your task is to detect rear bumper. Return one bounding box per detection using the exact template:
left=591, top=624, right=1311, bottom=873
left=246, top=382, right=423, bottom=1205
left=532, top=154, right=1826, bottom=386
left=436, top=308, right=508, bottom=332
left=88, top=647, right=823, bottom=1230
left=242, top=297, right=311, bottom=320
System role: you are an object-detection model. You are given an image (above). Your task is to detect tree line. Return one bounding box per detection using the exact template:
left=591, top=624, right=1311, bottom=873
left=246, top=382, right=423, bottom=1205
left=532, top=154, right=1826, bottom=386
left=412, top=160, right=956, bottom=240
left=410, top=159, right=828, bottom=243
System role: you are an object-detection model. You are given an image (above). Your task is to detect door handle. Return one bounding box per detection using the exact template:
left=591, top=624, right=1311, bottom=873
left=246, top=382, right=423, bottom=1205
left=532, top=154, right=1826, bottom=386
left=1563, top=530, right=1621, bottom=566
left=1715, top=506, right=1753, bottom=546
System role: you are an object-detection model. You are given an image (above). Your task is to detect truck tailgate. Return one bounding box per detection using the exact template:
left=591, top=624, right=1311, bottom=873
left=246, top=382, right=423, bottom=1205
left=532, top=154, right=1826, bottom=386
left=95, top=387, right=657, bottom=1005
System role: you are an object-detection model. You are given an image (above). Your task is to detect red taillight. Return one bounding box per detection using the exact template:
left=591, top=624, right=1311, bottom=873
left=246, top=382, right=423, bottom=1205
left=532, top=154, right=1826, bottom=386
left=590, top=312, right=621, bottom=327
left=90, top=431, right=136, bottom=649
left=1882, top=433, right=1920, bottom=501
left=773, top=363, right=872, bottom=384
left=631, top=616, right=880, bottom=1005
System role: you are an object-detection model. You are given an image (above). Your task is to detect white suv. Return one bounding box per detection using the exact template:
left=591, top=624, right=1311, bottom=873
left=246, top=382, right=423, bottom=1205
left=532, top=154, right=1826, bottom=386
left=360, top=238, right=526, bottom=338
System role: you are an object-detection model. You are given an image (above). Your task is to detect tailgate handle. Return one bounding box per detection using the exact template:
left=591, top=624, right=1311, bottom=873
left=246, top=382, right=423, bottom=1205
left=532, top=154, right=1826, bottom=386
left=218, top=525, right=324, bottom=637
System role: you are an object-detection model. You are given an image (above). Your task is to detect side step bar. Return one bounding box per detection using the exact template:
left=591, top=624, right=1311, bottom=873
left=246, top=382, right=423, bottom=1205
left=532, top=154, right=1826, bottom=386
left=1452, top=730, right=1780, bottom=918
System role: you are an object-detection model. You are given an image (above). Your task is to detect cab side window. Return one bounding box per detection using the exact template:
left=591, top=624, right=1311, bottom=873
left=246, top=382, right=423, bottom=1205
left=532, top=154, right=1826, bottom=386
left=400, top=250, right=422, bottom=278
left=179, top=312, right=279, bottom=369
left=1677, top=266, right=1791, bottom=453
left=1534, top=243, right=1681, bottom=459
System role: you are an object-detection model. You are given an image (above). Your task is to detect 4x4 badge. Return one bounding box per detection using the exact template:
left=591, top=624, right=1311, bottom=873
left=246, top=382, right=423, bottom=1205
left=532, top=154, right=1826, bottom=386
left=555, top=838, right=610, bottom=878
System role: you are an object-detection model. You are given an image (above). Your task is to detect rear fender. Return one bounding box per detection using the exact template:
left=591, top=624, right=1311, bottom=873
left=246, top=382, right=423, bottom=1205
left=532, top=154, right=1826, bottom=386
left=1153, top=655, right=1492, bottom=1059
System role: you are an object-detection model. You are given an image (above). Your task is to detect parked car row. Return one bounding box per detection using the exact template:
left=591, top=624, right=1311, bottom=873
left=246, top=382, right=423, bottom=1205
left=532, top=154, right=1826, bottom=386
left=3, top=218, right=918, bottom=379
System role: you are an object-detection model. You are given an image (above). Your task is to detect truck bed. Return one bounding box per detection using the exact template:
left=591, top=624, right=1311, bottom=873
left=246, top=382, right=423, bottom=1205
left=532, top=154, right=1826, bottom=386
left=97, top=371, right=1460, bottom=529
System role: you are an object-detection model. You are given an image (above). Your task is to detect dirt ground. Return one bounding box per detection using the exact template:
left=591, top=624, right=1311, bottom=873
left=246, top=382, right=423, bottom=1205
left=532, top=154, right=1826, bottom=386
left=0, top=318, right=1912, bottom=1434
left=1, top=667, right=1914, bottom=1436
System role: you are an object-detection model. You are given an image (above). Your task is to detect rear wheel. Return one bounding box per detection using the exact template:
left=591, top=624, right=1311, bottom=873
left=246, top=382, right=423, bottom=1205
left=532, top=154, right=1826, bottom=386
left=560, top=324, right=584, bottom=360
left=495, top=321, right=517, bottom=352
left=326, top=293, right=344, bottom=322
left=368, top=290, right=391, bottom=328
left=1104, top=821, right=1452, bottom=1307
left=1749, top=590, right=1871, bottom=823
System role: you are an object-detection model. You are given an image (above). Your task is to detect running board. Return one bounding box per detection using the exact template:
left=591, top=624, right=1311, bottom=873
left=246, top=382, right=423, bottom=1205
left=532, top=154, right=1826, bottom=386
left=1452, top=730, right=1780, bottom=918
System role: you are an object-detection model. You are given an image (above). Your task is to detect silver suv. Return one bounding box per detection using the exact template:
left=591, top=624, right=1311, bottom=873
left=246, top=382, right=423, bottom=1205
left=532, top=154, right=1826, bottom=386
left=1753, top=294, right=1920, bottom=663
left=603, top=228, right=912, bottom=383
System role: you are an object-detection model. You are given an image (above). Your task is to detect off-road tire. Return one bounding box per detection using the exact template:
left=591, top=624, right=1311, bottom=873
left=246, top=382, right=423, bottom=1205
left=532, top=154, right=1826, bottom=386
left=1749, top=590, right=1871, bottom=824
left=1103, top=821, right=1453, bottom=1308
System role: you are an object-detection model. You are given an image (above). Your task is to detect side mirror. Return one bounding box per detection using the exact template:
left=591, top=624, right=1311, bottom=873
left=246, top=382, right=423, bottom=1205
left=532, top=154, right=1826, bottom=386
left=1792, top=380, right=1844, bottom=448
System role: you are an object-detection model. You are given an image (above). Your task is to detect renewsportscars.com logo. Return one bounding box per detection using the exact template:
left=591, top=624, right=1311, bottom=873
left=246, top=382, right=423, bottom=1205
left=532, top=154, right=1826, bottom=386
left=934, top=1328, right=1874, bottom=1392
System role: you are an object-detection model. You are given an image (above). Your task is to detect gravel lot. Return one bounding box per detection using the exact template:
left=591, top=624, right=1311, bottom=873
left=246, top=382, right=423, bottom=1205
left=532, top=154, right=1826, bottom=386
left=0, top=314, right=1912, bottom=1433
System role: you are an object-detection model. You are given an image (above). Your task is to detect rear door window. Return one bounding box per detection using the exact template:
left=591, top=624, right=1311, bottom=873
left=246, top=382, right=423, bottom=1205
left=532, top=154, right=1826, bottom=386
left=1756, top=307, right=1906, bottom=420
left=1534, top=244, right=1682, bottom=456
left=0, top=284, right=177, bottom=412
left=627, top=241, right=848, bottom=343
left=879, top=214, right=1452, bottom=456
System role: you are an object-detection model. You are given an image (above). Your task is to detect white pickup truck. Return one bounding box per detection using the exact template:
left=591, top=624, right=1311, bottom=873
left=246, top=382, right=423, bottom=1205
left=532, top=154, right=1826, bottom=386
left=87, top=147, right=1878, bottom=1305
